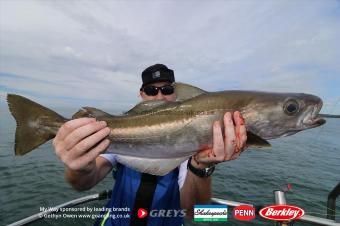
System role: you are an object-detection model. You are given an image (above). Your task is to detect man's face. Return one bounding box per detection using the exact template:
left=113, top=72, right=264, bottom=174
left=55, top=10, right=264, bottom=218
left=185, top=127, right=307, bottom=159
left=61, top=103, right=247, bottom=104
left=140, top=81, right=176, bottom=102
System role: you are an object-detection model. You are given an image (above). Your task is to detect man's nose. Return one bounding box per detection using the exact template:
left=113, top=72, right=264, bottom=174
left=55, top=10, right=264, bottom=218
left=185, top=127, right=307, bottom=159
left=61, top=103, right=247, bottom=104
left=155, top=91, right=165, bottom=100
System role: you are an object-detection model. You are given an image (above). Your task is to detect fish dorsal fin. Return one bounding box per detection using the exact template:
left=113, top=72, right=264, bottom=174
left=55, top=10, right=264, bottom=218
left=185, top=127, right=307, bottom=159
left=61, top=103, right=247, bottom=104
left=174, top=82, right=206, bottom=101
left=125, top=100, right=168, bottom=115
left=246, top=131, right=271, bottom=148
left=72, top=107, right=112, bottom=119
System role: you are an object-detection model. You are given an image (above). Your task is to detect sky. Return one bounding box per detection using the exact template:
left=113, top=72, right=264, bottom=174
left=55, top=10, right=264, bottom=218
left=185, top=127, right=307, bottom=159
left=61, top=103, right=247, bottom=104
left=0, top=0, right=340, bottom=114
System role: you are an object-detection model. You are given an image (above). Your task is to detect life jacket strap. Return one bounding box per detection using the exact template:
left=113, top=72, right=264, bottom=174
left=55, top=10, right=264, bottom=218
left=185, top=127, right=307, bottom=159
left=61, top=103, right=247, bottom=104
left=129, top=173, right=158, bottom=226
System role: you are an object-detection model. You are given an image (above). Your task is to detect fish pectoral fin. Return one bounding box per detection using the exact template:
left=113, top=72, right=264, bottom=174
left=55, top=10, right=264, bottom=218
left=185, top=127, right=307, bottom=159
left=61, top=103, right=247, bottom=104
left=174, top=82, right=207, bottom=101
left=246, top=131, right=271, bottom=148
left=72, top=107, right=112, bottom=119
left=114, top=155, right=190, bottom=176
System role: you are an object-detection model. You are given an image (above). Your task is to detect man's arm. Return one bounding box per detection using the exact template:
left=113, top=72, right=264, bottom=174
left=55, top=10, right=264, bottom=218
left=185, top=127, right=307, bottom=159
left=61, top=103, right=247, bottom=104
left=65, top=156, right=113, bottom=191
left=180, top=111, right=247, bottom=217
left=180, top=160, right=212, bottom=218
left=53, top=118, right=112, bottom=191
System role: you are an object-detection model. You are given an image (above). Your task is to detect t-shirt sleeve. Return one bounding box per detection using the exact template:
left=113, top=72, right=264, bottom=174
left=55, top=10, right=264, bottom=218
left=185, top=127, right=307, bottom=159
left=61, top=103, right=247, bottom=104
left=99, top=153, right=117, bottom=166
left=178, top=160, right=188, bottom=189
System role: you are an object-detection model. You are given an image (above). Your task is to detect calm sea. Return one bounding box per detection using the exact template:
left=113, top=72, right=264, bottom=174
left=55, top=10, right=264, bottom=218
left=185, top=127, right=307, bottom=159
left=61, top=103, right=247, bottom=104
left=0, top=106, right=339, bottom=226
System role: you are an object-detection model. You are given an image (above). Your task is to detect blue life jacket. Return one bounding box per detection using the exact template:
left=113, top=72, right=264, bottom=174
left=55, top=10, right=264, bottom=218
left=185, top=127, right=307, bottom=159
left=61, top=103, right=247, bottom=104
left=95, top=163, right=184, bottom=226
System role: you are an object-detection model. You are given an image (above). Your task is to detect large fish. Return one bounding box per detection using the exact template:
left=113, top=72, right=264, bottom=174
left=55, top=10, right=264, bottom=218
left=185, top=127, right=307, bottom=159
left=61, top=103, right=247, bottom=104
left=7, top=83, right=325, bottom=175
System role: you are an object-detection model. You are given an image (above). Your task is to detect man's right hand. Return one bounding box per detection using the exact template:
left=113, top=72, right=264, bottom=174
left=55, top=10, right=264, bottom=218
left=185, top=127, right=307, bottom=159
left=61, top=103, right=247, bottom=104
left=53, top=118, right=111, bottom=173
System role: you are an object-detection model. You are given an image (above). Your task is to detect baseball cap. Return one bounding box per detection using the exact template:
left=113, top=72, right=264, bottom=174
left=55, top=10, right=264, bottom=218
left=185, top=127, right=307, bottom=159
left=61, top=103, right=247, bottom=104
left=141, top=64, right=175, bottom=87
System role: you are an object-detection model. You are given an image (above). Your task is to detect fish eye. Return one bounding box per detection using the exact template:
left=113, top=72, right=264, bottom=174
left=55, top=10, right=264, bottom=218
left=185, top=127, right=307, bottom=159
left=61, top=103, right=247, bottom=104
left=284, top=99, right=300, bottom=115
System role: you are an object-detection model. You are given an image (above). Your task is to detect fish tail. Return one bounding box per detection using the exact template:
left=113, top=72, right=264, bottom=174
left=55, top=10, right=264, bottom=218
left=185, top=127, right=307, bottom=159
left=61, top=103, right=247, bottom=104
left=7, top=94, right=66, bottom=156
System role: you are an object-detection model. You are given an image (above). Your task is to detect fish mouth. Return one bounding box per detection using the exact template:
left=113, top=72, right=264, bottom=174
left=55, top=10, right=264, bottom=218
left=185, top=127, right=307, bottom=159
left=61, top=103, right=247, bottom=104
left=304, top=117, right=326, bottom=130
left=302, top=100, right=326, bottom=128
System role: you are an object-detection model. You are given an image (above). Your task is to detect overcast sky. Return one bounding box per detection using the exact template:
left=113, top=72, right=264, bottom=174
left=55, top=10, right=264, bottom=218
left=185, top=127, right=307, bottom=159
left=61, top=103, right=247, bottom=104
left=1, top=0, right=339, bottom=114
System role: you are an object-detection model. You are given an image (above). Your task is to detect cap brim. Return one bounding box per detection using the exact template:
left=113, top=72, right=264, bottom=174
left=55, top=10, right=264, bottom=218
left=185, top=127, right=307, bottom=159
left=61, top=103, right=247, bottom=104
left=142, top=79, right=173, bottom=86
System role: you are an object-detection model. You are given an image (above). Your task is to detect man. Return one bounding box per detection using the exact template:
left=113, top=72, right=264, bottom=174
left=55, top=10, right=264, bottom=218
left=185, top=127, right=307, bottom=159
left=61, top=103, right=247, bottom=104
left=53, top=64, right=247, bottom=226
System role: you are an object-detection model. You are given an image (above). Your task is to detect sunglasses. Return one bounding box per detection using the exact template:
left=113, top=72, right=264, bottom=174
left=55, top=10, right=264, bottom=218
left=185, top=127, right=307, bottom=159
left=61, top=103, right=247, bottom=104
left=140, top=85, right=175, bottom=96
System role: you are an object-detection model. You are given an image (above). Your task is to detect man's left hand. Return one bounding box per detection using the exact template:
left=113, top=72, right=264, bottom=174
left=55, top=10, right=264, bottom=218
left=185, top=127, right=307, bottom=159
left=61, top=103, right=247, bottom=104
left=194, top=111, right=247, bottom=166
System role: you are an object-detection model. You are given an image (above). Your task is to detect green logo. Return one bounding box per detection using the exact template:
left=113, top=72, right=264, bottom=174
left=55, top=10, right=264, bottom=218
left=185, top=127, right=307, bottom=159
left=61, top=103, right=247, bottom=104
left=194, top=205, right=228, bottom=222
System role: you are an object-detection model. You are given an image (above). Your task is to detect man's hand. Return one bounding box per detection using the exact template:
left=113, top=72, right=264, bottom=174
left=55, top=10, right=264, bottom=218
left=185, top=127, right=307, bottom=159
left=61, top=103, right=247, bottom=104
left=53, top=118, right=111, bottom=173
left=180, top=112, right=246, bottom=216
left=194, top=111, right=247, bottom=166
